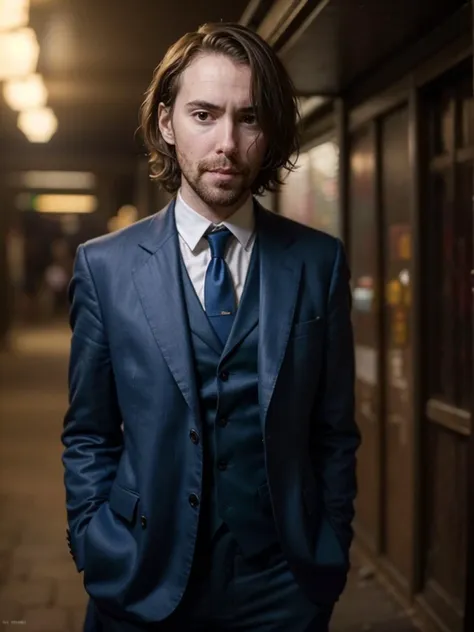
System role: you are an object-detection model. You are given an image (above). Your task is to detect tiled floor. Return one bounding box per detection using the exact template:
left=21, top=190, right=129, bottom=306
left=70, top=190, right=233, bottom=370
left=0, top=323, right=420, bottom=631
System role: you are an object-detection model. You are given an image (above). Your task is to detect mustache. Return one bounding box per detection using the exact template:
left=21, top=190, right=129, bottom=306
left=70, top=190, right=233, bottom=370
left=199, top=159, right=248, bottom=174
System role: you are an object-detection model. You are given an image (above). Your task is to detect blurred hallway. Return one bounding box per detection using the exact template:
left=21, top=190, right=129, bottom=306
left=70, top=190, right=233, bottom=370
left=0, top=322, right=87, bottom=631
left=0, top=324, right=419, bottom=631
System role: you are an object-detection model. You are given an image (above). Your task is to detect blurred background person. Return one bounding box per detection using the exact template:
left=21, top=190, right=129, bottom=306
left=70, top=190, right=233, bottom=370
left=42, top=238, right=73, bottom=317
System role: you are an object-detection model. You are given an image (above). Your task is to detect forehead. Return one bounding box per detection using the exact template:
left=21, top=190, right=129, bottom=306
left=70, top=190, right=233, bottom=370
left=176, top=53, right=253, bottom=105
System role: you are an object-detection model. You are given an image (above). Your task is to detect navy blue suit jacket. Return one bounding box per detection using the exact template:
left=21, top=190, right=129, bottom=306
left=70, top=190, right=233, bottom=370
left=62, top=199, right=360, bottom=622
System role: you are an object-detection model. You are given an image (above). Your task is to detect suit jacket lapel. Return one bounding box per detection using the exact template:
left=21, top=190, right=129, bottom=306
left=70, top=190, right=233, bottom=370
left=132, top=200, right=200, bottom=419
left=256, top=203, right=302, bottom=431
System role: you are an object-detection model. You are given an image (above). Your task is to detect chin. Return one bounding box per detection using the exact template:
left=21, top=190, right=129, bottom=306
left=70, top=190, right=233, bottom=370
left=214, top=194, right=244, bottom=208
left=204, top=187, right=245, bottom=207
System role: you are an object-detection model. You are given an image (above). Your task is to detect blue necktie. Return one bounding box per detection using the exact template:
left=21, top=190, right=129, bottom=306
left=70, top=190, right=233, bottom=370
left=204, top=227, right=236, bottom=345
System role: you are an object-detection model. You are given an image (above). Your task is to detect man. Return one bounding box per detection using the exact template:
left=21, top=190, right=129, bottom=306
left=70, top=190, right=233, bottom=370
left=62, top=22, right=360, bottom=632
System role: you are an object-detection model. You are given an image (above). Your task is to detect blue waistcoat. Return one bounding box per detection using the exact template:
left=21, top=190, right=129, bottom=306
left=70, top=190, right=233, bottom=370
left=179, top=240, right=279, bottom=557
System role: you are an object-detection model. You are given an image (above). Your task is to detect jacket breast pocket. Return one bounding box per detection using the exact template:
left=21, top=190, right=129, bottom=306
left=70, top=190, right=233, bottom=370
left=291, top=316, right=323, bottom=340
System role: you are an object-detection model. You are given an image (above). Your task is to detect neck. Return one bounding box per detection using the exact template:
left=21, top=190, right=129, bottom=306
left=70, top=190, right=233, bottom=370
left=179, top=182, right=251, bottom=224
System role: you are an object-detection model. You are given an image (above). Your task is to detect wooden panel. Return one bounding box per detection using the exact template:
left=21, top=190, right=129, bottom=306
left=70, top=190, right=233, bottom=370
left=419, top=59, right=472, bottom=632
left=421, top=424, right=468, bottom=632
left=424, top=66, right=473, bottom=413
left=380, top=105, right=414, bottom=586
left=349, top=125, right=381, bottom=551
left=467, top=15, right=474, bottom=627
left=455, top=162, right=473, bottom=411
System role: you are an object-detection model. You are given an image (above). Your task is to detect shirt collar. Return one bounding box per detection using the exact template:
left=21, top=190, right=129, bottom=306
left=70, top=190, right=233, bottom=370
left=175, top=190, right=255, bottom=253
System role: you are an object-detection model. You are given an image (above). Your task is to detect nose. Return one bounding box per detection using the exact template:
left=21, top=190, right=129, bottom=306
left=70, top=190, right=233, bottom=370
left=216, top=118, right=238, bottom=156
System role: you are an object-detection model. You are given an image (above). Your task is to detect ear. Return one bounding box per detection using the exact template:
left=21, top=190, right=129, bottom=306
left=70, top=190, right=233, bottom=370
left=158, top=103, right=175, bottom=145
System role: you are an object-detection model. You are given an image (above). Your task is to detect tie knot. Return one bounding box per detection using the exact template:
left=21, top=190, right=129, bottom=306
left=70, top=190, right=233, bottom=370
left=206, top=227, right=232, bottom=259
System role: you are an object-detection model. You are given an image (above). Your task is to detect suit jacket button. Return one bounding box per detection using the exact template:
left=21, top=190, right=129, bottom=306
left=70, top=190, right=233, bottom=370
left=189, top=429, right=200, bottom=444
left=189, top=493, right=200, bottom=508
left=140, top=515, right=147, bottom=529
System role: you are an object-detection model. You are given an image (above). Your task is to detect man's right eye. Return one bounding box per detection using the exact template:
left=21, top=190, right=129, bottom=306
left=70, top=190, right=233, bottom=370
left=194, top=111, right=209, bottom=122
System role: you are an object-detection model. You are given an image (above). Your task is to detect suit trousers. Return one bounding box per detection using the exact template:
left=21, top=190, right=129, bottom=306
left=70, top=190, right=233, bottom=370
left=84, top=524, right=333, bottom=632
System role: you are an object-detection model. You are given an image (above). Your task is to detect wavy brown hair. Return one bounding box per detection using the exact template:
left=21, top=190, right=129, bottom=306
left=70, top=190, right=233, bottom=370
left=139, top=22, right=300, bottom=195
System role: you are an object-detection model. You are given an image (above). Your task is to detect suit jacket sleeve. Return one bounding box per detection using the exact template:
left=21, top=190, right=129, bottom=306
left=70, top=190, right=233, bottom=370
left=312, top=238, right=360, bottom=556
left=61, top=244, right=123, bottom=572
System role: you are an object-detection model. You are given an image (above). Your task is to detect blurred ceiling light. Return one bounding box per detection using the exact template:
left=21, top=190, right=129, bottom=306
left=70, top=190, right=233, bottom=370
left=21, top=170, right=96, bottom=190
left=3, top=73, right=47, bottom=110
left=18, top=106, right=58, bottom=142
left=0, top=27, right=39, bottom=79
left=0, top=0, right=30, bottom=32
left=33, top=194, right=98, bottom=214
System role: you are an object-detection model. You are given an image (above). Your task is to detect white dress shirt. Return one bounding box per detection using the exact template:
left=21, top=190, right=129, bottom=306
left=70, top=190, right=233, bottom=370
left=174, top=191, right=256, bottom=310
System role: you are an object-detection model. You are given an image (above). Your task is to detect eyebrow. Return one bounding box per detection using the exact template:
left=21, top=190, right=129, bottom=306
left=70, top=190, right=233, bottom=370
left=185, top=100, right=255, bottom=114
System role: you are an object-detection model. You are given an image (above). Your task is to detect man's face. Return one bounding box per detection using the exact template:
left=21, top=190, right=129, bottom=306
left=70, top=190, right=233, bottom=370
left=158, top=53, right=267, bottom=210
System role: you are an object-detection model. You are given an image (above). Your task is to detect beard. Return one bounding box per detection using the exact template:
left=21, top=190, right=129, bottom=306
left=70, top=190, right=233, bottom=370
left=176, top=146, right=254, bottom=208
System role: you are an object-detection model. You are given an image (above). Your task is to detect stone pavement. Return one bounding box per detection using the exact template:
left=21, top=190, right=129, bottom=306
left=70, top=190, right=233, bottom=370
left=0, top=323, right=420, bottom=632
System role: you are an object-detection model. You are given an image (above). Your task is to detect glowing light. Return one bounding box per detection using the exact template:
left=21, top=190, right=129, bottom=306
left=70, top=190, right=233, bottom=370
left=18, top=107, right=58, bottom=143
left=0, top=0, right=30, bottom=32
left=33, top=194, right=98, bottom=214
left=0, top=27, right=39, bottom=79
left=3, top=73, right=47, bottom=110
left=20, top=170, right=96, bottom=190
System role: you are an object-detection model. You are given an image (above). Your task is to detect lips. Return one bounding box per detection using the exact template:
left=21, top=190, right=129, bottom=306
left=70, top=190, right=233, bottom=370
left=210, top=169, right=240, bottom=175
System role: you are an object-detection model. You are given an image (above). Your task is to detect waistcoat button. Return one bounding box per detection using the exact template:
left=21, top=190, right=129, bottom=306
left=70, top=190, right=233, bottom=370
left=217, top=417, right=228, bottom=428
left=217, top=460, right=228, bottom=471
left=189, top=493, right=200, bottom=508
left=189, top=429, right=200, bottom=444
left=140, top=515, right=147, bottom=529
left=219, top=370, right=229, bottom=382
